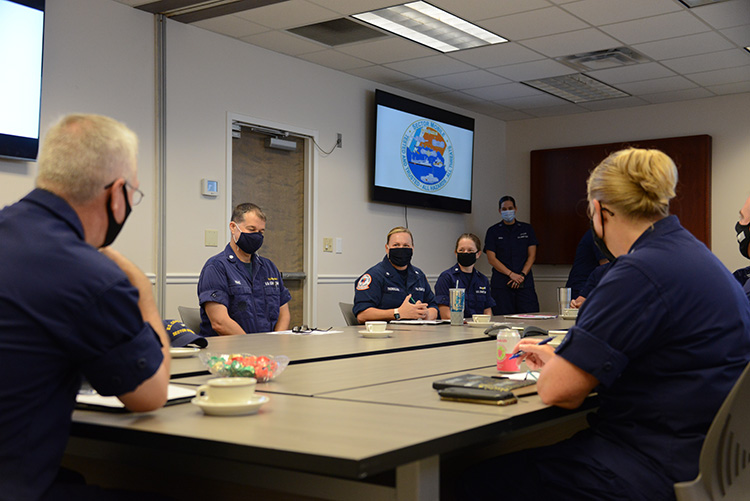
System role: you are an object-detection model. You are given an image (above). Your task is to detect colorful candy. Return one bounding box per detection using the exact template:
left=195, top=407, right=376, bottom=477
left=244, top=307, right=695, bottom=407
left=201, top=353, right=288, bottom=382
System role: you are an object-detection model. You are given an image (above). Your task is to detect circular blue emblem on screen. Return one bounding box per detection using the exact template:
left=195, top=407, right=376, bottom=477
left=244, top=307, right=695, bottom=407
left=400, top=120, right=454, bottom=193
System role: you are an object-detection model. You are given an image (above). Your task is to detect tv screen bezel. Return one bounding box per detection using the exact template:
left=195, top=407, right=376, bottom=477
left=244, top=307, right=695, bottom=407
left=372, top=89, right=474, bottom=214
left=0, top=0, right=45, bottom=161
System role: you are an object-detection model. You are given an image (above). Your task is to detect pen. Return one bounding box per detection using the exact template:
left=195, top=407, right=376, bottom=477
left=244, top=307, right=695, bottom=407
left=509, top=336, right=555, bottom=360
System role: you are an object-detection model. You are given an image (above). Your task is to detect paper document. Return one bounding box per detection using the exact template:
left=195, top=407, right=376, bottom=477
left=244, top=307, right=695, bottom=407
left=504, top=314, right=557, bottom=320
left=390, top=319, right=451, bottom=325
left=76, top=384, right=196, bottom=411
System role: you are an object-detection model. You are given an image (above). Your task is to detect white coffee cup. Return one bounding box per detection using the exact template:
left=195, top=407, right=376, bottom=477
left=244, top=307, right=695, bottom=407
left=196, top=377, right=256, bottom=404
left=472, top=314, right=491, bottom=323
left=365, top=321, right=387, bottom=333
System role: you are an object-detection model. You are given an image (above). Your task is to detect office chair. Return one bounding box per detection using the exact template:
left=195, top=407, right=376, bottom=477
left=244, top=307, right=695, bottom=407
left=674, top=361, right=750, bottom=501
left=178, top=306, right=202, bottom=334
left=338, top=302, right=358, bottom=326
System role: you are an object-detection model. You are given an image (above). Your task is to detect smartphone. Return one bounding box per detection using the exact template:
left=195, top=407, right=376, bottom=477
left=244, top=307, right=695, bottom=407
left=438, top=387, right=517, bottom=406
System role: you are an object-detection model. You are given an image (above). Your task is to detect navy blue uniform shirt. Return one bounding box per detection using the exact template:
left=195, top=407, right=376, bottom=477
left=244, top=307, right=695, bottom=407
left=353, top=256, right=437, bottom=316
left=484, top=220, right=538, bottom=288
left=198, top=243, right=291, bottom=335
left=557, top=215, right=750, bottom=488
left=0, top=189, right=164, bottom=500
left=434, top=265, right=495, bottom=317
left=566, top=229, right=606, bottom=297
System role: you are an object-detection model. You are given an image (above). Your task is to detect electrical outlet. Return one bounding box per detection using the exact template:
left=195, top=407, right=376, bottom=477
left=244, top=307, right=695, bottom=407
left=205, top=229, right=219, bottom=247
left=336, top=133, right=342, bottom=148
left=323, top=237, right=333, bottom=252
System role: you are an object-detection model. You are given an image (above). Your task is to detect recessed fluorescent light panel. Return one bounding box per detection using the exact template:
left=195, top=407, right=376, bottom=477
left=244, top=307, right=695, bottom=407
left=352, top=1, right=507, bottom=53
left=523, top=74, right=629, bottom=103
left=678, top=0, right=732, bottom=7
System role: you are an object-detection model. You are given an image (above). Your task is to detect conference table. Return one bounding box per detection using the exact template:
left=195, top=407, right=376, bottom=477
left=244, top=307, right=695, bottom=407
left=66, top=316, right=594, bottom=500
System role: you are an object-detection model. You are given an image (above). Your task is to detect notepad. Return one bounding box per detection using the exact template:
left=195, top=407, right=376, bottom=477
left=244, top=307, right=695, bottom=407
left=76, top=384, right=196, bottom=412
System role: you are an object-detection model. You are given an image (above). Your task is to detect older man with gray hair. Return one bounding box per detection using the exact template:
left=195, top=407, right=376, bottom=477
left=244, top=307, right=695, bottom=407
left=0, top=114, right=170, bottom=499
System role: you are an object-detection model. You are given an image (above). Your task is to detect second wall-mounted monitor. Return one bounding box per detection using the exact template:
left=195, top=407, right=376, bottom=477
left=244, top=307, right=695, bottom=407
left=0, top=0, right=45, bottom=161
left=372, top=89, right=475, bottom=213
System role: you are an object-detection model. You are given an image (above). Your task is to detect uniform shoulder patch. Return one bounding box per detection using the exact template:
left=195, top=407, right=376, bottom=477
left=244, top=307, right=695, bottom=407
left=356, top=274, right=372, bottom=291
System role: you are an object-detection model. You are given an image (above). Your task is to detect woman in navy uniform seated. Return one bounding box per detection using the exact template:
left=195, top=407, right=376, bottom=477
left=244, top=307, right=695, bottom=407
left=460, top=148, right=750, bottom=500
left=353, top=226, right=438, bottom=324
left=434, top=233, right=495, bottom=319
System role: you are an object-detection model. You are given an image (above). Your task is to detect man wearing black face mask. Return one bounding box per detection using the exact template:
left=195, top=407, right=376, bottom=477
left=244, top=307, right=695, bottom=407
left=353, top=226, right=438, bottom=324
left=197, top=203, right=291, bottom=335
left=732, top=194, right=750, bottom=301
left=0, top=114, right=170, bottom=499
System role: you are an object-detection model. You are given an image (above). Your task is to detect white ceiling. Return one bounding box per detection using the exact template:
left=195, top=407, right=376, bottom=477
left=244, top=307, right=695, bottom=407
left=115, top=0, right=750, bottom=121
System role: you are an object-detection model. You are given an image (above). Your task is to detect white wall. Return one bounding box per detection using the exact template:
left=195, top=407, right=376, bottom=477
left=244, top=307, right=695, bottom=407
left=0, top=0, right=157, bottom=269
left=161, top=19, right=507, bottom=327
left=506, top=93, right=750, bottom=310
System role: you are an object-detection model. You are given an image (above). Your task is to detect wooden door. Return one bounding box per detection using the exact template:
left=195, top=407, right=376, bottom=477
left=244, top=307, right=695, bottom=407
left=232, top=126, right=305, bottom=327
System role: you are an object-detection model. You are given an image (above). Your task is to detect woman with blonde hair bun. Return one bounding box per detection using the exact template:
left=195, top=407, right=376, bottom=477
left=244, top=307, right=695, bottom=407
left=460, top=148, right=750, bottom=500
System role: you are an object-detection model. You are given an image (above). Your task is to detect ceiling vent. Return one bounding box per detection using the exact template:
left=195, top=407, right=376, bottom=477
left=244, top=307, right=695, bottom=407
left=523, top=74, right=629, bottom=103
left=556, top=47, right=649, bottom=72
left=288, top=18, right=387, bottom=47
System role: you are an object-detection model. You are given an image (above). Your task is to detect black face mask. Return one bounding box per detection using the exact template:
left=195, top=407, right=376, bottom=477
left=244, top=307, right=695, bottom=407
left=457, top=252, right=477, bottom=267
left=590, top=217, right=616, bottom=263
left=737, top=221, right=750, bottom=259
left=388, top=247, right=413, bottom=267
left=101, top=184, right=132, bottom=247
left=234, top=230, right=264, bottom=255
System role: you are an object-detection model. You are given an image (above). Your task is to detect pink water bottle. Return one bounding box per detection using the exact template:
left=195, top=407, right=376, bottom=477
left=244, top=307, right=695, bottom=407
left=497, top=328, right=521, bottom=372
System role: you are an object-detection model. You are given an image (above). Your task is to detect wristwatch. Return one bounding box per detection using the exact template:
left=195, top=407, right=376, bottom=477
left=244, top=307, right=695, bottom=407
left=394, top=308, right=401, bottom=320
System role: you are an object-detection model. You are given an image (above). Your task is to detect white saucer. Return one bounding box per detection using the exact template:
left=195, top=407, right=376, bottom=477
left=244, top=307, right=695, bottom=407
left=170, top=347, right=201, bottom=358
left=359, top=330, right=393, bottom=338
left=192, top=394, right=269, bottom=416
left=466, top=321, right=494, bottom=328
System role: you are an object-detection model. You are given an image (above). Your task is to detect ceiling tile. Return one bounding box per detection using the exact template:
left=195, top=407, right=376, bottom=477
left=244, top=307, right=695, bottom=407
left=489, top=59, right=576, bottom=81
left=384, top=55, right=477, bottom=79
left=235, top=0, right=339, bottom=30
left=689, top=0, right=750, bottom=30
left=686, top=65, right=750, bottom=86
left=431, top=0, right=551, bottom=22
left=520, top=28, right=621, bottom=58
left=429, top=91, right=486, bottom=107
left=632, top=31, right=735, bottom=60
left=526, top=103, right=590, bottom=118
left=616, top=75, right=697, bottom=94
left=721, top=25, right=750, bottom=47
left=639, top=87, right=714, bottom=104
left=479, top=7, right=590, bottom=41
left=463, top=82, right=542, bottom=101
left=562, top=0, right=681, bottom=26
left=336, top=37, right=436, bottom=65
left=192, top=14, right=269, bottom=39
left=599, top=12, right=711, bottom=45
left=661, top=49, right=750, bottom=74
left=577, top=95, right=649, bottom=111
left=587, top=62, right=676, bottom=84
left=426, top=70, right=511, bottom=90
left=240, top=30, right=326, bottom=56
left=707, top=80, right=750, bottom=95
left=345, top=65, right=412, bottom=83
left=488, top=109, right=536, bottom=121
left=390, top=79, right=453, bottom=96
left=297, top=49, right=372, bottom=70
left=306, top=0, right=398, bottom=17
left=448, top=43, right=545, bottom=67
left=496, top=93, right=570, bottom=109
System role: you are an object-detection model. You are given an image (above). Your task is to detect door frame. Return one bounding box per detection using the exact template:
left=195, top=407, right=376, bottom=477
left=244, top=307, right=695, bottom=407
left=226, top=112, right=319, bottom=326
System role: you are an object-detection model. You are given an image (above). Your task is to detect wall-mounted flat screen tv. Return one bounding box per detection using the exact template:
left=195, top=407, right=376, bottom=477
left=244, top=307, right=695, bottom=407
left=0, top=0, right=45, bottom=161
left=373, top=89, right=474, bottom=213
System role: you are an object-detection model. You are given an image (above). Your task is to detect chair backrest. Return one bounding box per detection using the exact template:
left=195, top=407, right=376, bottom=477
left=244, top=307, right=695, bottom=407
left=338, top=302, right=358, bottom=326
left=674, top=361, right=750, bottom=501
left=178, top=306, right=202, bottom=334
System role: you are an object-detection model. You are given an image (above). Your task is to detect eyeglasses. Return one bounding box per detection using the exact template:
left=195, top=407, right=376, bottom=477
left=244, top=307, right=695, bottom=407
left=587, top=204, right=615, bottom=220
left=104, top=180, right=144, bottom=206
left=291, top=325, right=332, bottom=334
